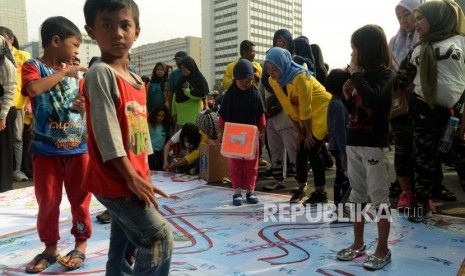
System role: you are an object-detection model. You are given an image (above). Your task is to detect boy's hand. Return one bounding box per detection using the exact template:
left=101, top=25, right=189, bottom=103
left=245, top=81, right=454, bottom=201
left=127, top=174, right=169, bottom=209
left=65, top=65, right=88, bottom=79
left=152, top=186, right=170, bottom=210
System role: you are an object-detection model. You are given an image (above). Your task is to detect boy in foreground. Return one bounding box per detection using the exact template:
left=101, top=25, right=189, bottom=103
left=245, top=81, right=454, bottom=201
left=82, top=0, right=173, bottom=274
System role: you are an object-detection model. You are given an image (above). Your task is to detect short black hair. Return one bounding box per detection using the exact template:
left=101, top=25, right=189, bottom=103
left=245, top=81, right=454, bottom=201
left=40, top=16, right=81, bottom=48
left=180, top=123, right=201, bottom=149
left=325, top=69, right=350, bottom=97
left=240, top=40, right=255, bottom=56
left=84, top=0, right=140, bottom=28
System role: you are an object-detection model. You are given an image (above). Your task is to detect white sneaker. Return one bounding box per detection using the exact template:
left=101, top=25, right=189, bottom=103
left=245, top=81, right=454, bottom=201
left=13, top=170, right=29, bottom=181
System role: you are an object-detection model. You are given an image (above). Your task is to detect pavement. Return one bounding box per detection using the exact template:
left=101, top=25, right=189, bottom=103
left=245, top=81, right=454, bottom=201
left=12, top=150, right=465, bottom=218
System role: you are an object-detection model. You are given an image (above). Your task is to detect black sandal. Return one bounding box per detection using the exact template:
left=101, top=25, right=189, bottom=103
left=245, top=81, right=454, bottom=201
left=58, top=249, right=86, bottom=270
left=25, top=252, right=60, bottom=274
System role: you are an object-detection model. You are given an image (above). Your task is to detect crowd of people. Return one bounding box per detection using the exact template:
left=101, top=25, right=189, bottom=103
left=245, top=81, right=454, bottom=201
left=1, top=0, right=465, bottom=274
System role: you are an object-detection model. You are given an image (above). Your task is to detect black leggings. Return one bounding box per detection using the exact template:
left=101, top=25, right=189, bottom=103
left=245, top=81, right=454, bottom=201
left=295, top=137, right=326, bottom=187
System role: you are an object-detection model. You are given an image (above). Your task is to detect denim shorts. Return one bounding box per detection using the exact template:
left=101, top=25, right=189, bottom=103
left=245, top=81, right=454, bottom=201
left=96, top=195, right=173, bottom=276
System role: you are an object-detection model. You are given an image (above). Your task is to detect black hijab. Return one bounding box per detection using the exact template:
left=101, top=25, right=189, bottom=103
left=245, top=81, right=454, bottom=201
left=310, top=43, right=328, bottom=85
left=262, top=29, right=294, bottom=93
left=219, top=60, right=264, bottom=125
left=175, top=56, right=209, bottom=103
left=150, top=62, right=168, bottom=84
left=293, top=36, right=316, bottom=73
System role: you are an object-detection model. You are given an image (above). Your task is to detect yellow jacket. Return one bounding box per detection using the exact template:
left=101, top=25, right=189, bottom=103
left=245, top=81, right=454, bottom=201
left=221, top=60, right=262, bottom=91
left=269, top=72, right=331, bottom=140
left=12, top=47, right=31, bottom=109
left=185, top=132, right=208, bottom=164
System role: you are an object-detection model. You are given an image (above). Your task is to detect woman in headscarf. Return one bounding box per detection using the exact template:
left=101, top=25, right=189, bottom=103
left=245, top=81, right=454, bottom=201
left=0, top=34, right=17, bottom=191
left=389, top=0, right=423, bottom=71
left=172, top=56, right=209, bottom=130
left=265, top=47, right=332, bottom=206
left=293, top=36, right=334, bottom=171
left=394, top=0, right=465, bottom=221
left=259, top=29, right=299, bottom=194
left=388, top=0, right=425, bottom=211
left=146, top=61, right=168, bottom=113
left=0, top=26, right=31, bottom=183
left=292, top=36, right=315, bottom=74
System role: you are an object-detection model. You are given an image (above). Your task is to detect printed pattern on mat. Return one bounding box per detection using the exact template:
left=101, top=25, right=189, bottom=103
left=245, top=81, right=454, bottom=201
left=0, top=186, right=465, bottom=275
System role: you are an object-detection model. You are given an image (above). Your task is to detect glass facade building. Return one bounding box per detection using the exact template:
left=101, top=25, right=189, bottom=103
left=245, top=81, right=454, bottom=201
left=0, top=0, right=28, bottom=47
left=201, top=0, right=302, bottom=90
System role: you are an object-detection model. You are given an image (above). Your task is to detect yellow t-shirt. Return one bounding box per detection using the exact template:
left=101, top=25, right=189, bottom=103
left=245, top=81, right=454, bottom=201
left=12, top=47, right=31, bottom=109
left=269, top=72, right=332, bottom=140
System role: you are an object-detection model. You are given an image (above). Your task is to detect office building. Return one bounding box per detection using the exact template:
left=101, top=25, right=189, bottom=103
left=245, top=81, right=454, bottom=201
left=0, top=0, right=28, bottom=47
left=130, top=36, right=201, bottom=77
left=201, top=0, right=302, bottom=90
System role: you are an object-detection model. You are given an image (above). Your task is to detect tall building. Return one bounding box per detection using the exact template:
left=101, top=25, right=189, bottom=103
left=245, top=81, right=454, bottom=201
left=130, top=36, right=201, bottom=77
left=201, top=0, right=302, bottom=90
left=0, top=0, right=28, bottom=47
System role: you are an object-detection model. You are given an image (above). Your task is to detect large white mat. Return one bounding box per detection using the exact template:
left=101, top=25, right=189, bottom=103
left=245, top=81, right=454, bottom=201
left=0, top=171, right=206, bottom=236
left=1, top=185, right=464, bottom=275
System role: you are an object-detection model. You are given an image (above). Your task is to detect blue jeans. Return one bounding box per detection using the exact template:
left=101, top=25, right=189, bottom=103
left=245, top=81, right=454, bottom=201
left=96, top=195, right=173, bottom=276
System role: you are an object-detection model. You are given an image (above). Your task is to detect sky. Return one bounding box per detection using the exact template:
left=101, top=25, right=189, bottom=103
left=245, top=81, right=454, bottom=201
left=24, top=0, right=401, bottom=69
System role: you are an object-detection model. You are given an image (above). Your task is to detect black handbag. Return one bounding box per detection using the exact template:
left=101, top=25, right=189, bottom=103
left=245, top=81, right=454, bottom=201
left=265, top=94, right=283, bottom=118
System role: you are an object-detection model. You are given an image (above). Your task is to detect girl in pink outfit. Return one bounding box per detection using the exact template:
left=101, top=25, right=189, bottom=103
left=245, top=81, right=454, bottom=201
left=218, top=59, right=266, bottom=206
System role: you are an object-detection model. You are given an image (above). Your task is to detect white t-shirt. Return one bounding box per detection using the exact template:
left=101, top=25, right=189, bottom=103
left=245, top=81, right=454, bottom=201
left=170, top=129, right=182, bottom=143
left=411, top=35, right=465, bottom=108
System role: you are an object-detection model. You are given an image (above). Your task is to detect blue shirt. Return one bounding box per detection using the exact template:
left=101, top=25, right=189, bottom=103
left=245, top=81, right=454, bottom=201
left=149, top=124, right=166, bottom=151
left=28, top=59, right=87, bottom=155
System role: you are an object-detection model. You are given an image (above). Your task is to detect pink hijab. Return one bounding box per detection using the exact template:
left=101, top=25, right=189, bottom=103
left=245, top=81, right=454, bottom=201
left=390, top=0, right=424, bottom=70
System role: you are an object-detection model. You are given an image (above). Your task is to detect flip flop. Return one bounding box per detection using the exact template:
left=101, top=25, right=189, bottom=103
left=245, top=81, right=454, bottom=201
left=25, top=252, right=59, bottom=274
left=58, top=249, right=86, bottom=270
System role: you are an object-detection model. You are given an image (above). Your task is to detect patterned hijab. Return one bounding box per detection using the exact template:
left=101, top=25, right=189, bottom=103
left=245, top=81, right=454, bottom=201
left=391, top=0, right=423, bottom=69
left=265, top=47, right=309, bottom=87
left=416, top=0, right=465, bottom=107
left=196, top=110, right=218, bottom=139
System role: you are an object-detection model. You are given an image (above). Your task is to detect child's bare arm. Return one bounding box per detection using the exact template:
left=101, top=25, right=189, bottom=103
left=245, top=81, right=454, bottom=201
left=25, top=66, right=87, bottom=97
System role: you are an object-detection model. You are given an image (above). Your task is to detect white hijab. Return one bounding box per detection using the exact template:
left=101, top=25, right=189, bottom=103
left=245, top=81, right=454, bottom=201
left=390, top=0, right=424, bottom=70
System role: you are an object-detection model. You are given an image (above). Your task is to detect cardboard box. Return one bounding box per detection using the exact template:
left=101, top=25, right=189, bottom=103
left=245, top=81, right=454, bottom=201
left=221, top=122, right=258, bottom=160
left=199, top=141, right=230, bottom=182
